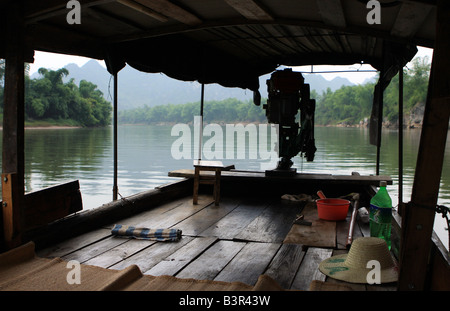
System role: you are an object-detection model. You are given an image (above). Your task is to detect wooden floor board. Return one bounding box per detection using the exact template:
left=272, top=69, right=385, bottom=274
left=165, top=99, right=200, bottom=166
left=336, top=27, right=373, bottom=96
left=175, top=240, right=246, bottom=280
left=283, top=202, right=336, bottom=248
left=264, top=243, right=306, bottom=289
left=175, top=197, right=240, bottom=236
left=234, top=201, right=301, bottom=243
left=62, top=236, right=129, bottom=263
left=36, top=228, right=111, bottom=258
left=198, top=199, right=268, bottom=239
left=82, top=238, right=158, bottom=268
left=37, top=192, right=379, bottom=290
left=145, top=237, right=218, bottom=276
left=214, top=242, right=281, bottom=285
left=113, top=195, right=213, bottom=229
left=290, top=247, right=333, bottom=290
left=108, top=236, right=194, bottom=273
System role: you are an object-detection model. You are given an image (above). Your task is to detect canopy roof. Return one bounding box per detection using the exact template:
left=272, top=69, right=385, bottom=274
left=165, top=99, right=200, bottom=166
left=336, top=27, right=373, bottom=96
left=0, top=0, right=437, bottom=90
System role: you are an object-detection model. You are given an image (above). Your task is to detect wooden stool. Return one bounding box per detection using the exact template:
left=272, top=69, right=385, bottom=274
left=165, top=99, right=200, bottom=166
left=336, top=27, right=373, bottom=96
left=193, top=160, right=234, bottom=206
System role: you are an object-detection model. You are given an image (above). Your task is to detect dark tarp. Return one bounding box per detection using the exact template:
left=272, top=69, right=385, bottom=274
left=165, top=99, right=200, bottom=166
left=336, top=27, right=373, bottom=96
left=104, top=34, right=277, bottom=92
left=104, top=33, right=417, bottom=95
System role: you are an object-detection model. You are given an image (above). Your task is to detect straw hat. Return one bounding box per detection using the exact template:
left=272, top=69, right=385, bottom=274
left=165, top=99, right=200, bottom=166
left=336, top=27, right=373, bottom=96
left=319, top=237, right=398, bottom=284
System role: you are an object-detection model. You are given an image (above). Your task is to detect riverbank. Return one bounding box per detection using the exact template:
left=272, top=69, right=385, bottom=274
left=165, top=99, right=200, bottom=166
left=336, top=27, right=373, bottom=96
left=0, top=125, right=83, bottom=130
left=0, top=118, right=86, bottom=130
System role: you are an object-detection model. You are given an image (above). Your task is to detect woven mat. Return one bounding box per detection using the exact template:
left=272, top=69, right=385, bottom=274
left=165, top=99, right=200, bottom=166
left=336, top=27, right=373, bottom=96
left=283, top=202, right=336, bottom=248
left=0, top=242, right=283, bottom=291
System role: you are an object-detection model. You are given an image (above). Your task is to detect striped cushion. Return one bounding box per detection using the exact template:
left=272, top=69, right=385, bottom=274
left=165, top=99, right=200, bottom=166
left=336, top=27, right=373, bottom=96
left=111, top=224, right=182, bottom=242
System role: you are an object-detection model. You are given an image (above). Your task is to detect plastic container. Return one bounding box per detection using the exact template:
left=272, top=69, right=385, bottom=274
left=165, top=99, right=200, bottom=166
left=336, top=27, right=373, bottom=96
left=369, top=181, right=392, bottom=249
left=316, top=198, right=350, bottom=221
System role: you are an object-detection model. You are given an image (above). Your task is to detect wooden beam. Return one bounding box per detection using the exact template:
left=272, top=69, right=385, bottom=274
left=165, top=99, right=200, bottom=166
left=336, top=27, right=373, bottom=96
left=88, top=5, right=147, bottom=31
left=28, top=23, right=104, bottom=60
left=105, top=16, right=434, bottom=49
left=2, top=2, right=25, bottom=250
left=224, top=0, right=274, bottom=21
left=391, top=2, right=433, bottom=38
left=116, top=0, right=168, bottom=22
left=134, top=0, right=201, bottom=25
left=398, top=0, right=450, bottom=291
left=25, top=0, right=115, bottom=23
left=404, top=0, right=436, bottom=5
left=316, top=0, right=346, bottom=28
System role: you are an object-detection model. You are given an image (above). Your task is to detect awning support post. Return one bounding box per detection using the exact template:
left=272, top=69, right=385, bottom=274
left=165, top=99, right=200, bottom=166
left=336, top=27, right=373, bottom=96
left=113, top=72, right=118, bottom=201
left=398, top=0, right=450, bottom=290
left=2, top=1, right=25, bottom=250
left=398, top=67, right=404, bottom=212
left=197, top=83, right=205, bottom=161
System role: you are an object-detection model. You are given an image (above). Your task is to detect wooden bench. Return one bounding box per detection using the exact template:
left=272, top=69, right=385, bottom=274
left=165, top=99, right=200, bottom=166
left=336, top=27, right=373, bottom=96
left=193, top=160, right=234, bottom=206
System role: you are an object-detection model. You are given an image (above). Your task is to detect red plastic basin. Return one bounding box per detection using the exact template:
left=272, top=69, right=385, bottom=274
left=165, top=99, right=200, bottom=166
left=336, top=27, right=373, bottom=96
left=316, top=198, right=350, bottom=221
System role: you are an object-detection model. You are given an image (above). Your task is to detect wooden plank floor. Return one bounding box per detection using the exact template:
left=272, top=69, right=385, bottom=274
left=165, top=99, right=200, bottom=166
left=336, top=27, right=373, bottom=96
left=37, top=194, right=396, bottom=291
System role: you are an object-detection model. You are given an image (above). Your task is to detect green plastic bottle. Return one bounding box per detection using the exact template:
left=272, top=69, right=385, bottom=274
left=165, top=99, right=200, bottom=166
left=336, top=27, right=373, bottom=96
left=369, top=181, right=392, bottom=249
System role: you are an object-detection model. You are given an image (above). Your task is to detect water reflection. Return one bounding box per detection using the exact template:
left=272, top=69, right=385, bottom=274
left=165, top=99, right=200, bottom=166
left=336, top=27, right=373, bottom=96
left=0, top=125, right=448, bottom=248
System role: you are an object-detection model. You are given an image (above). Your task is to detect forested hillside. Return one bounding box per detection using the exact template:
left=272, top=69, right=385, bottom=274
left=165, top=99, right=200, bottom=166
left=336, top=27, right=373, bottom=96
left=315, top=56, right=430, bottom=126
left=118, top=56, right=430, bottom=127
left=0, top=61, right=112, bottom=127
left=1, top=56, right=429, bottom=128
left=118, top=97, right=267, bottom=124
left=51, top=60, right=354, bottom=110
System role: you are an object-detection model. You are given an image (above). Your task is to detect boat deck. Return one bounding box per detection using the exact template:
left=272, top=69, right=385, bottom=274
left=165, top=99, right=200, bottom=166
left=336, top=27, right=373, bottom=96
left=37, top=192, right=397, bottom=291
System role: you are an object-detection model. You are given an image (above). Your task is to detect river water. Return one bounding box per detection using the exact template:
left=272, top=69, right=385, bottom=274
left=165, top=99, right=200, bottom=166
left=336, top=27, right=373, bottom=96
left=0, top=125, right=448, bottom=249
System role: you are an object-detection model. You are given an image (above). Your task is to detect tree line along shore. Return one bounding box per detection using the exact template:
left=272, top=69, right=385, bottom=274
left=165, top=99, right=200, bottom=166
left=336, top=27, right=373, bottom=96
left=0, top=57, right=430, bottom=129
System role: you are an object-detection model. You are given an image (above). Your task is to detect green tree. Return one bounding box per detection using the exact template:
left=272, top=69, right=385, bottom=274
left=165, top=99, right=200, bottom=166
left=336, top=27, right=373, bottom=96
left=23, top=67, right=111, bottom=127
left=314, top=56, right=430, bottom=126
left=383, top=56, right=430, bottom=124
left=77, top=80, right=112, bottom=126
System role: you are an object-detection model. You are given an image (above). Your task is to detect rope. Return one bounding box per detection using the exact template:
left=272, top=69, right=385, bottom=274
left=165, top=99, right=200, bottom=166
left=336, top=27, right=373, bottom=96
left=436, top=204, right=450, bottom=250
left=117, top=191, right=135, bottom=207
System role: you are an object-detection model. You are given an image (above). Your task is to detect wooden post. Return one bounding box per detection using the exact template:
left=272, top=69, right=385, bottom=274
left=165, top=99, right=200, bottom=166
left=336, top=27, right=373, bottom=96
left=398, top=0, right=450, bottom=290
left=113, top=72, right=118, bottom=201
left=2, top=174, right=21, bottom=249
left=2, top=1, right=26, bottom=249
left=398, top=68, right=403, bottom=208
left=375, top=80, right=383, bottom=176
left=198, top=83, right=205, bottom=161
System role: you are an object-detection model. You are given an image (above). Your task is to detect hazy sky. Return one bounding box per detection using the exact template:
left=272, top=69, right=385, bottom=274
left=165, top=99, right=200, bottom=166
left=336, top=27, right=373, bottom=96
left=28, top=47, right=433, bottom=85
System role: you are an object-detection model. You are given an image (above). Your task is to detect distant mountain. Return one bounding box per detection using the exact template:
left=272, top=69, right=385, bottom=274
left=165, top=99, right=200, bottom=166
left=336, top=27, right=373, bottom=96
left=31, top=60, right=355, bottom=110
left=361, top=76, right=377, bottom=85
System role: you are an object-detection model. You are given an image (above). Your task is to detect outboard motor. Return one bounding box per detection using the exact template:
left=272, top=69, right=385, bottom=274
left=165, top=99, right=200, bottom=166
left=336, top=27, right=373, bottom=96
left=263, top=68, right=316, bottom=174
